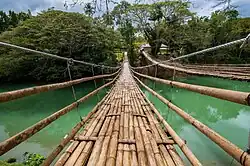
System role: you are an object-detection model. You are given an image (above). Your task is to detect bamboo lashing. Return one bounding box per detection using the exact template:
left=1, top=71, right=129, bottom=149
left=0, top=68, right=121, bottom=103
left=132, top=70, right=250, bottom=106
left=134, top=75, right=250, bottom=166
left=0, top=72, right=120, bottom=156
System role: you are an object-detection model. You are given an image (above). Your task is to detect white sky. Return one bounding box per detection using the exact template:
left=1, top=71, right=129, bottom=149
left=0, top=0, right=249, bottom=17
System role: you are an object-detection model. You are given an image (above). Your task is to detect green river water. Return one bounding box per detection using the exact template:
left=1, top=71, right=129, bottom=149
left=0, top=76, right=249, bottom=165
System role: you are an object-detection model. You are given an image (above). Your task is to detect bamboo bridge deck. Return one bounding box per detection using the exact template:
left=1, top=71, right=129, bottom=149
left=54, top=61, right=186, bottom=166
left=1, top=41, right=250, bottom=165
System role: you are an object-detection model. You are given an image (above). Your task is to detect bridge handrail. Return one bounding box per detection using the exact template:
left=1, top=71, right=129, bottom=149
left=0, top=71, right=120, bottom=156
left=0, top=41, right=120, bottom=69
left=136, top=50, right=250, bottom=81
left=132, top=70, right=250, bottom=106
left=0, top=68, right=121, bottom=103
left=133, top=74, right=250, bottom=166
left=133, top=33, right=250, bottom=72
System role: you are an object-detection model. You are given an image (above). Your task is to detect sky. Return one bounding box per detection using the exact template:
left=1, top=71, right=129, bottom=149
left=0, top=0, right=250, bottom=17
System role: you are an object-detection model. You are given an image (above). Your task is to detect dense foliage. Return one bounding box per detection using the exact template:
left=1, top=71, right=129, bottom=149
left=0, top=10, right=123, bottom=82
left=0, top=152, right=45, bottom=166
left=110, top=1, right=250, bottom=64
left=0, top=0, right=250, bottom=82
left=0, top=10, right=31, bottom=33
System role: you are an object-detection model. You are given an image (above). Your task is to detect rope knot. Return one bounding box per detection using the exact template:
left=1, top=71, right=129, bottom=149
left=169, top=57, right=174, bottom=62
left=67, top=58, right=74, bottom=66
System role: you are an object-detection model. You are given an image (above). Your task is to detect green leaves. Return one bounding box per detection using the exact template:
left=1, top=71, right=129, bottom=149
left=0, top=10, right=122, bottom=82
left=23, top=152, right=45, bottom=166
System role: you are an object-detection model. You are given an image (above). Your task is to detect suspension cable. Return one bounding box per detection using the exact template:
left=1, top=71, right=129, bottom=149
left=134, top=33, right=250, bottom=69
left=67, top=60, right=83, bottom=121
left=0, top=41, right=119, bottom=69
left=167, top=33, right=250, bottom=62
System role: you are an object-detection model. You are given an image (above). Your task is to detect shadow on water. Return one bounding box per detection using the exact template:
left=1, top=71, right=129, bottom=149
left=0, top=80, right=108, bottom=161
left=142, top=76, right=250, bottom=166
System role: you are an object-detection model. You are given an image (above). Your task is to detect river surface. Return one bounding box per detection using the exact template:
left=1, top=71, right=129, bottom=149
left=0, top=76, right=249, bottom=165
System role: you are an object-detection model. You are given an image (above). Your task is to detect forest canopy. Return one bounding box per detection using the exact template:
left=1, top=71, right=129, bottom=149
left=0, top=0, right=250, bottom=82
left=0, top=10, right=123, bottom=82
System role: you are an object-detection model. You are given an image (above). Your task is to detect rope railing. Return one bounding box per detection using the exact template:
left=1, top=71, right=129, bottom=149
left=0, top=41, right=120, bottom=69
left=133, top=75, right=250, bottom=166
left=42, top=84, right=116, bottom=166
left=0, top=68, right=121, bottom=103
left=0, top=72, right=120, bottom=156
left=136, top=50, right=250, bottom=81
left=133, top=33, right=250, bottom=70
left=132, top=70, right=250, bottom=106
left=167, top=34, right=250, bottom=62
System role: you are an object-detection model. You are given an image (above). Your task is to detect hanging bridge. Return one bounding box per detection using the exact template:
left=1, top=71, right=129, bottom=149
left=0, top=38, right=250, bottom=166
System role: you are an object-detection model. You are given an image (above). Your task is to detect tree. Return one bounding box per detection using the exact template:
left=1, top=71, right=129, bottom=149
left=0, top=10, right=123, bottom=82
left=128, top=1, right=193, bottom=56
left=0, top=10, right=31, bottom=33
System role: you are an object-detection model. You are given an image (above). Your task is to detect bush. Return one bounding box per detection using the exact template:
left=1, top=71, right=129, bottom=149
left=23, top=152, right=45, bottom=166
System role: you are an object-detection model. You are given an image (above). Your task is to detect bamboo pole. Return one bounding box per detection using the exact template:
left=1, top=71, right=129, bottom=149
left=0, top=68, right=120, bottom=103
left=123, top=90, right=132, bottom=166
left=139, top=50, right=250, bottom=81
left=116, top=87, right=125, bottom=166
left=134, top=76, right=202, bottom=166
left=106, top=112, right=120, bottom=165
left=133, top=70, right=250, bottom=106
left=54, top=141, right=79, bottom=166
left=71, top=90, right=117, bottom=166
left=143, top=99, right=184, bottom=166
left=85, top=97, right=116, bottom=165
left=64, top=90, right=114, bottom=165
left=128, top=94, right=139, bottom=166
left=131, top=91, right=157, bottom=166
left=134, top=75, right=250, bottom=166
left=95, top=93, right=119, bottom=166
left=134, top=89, right=175, bottom=166
left=0, top=74, right=119, bottom=156
left=106, top=87, right=122, bottom=165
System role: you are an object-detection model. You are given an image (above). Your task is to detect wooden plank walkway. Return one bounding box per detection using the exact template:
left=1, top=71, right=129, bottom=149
left=54, top=60, right=185, bottom=166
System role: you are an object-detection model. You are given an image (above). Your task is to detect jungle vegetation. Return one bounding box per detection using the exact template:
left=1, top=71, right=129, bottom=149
left=0, top=0, right=249, bottom=82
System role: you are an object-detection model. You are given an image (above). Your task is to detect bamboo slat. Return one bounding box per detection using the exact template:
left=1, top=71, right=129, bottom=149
left=52, top=85, right=117, bottom=166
